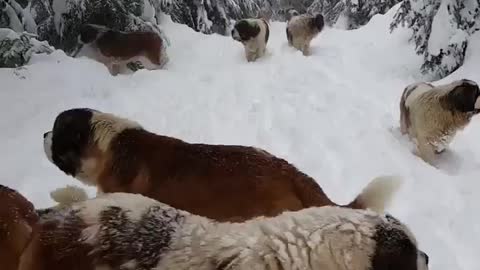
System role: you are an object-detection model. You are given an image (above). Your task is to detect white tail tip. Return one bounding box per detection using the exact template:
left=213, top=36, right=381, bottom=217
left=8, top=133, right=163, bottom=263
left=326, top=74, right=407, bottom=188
left=357, top=175, right=403, bottom=213
left=50, top=185, right=89, bottom=206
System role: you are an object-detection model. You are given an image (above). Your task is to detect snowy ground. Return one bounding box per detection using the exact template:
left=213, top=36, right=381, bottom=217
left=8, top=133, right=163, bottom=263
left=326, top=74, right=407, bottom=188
left=1, top=6, right=480, bottom=270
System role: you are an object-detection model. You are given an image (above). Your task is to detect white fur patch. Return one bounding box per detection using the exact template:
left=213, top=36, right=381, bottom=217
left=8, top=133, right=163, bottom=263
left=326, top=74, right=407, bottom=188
left=417, top=251, right=429, bottom=270
left=404, top=82, right=434, bottom=108
left=50, top=185, right=89, bottom=206
left=43, top=131, right=53, bottom=163
left=76, top=157, right=100, bottom=186
left=474, top=96, right=480, bottom=109
left=91, top=112, right=142, bottom=152
left=76, top=193, right=161, bottom=225
left=357, top=175, right=403, bottom=213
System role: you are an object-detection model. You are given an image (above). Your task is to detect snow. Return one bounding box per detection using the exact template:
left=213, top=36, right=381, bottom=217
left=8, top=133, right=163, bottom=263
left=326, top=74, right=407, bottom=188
left=52, top=0, right=68, bottom=35
left=428, top=1, right=452, bottom=55
left=1, top=5, right=480, bottom=270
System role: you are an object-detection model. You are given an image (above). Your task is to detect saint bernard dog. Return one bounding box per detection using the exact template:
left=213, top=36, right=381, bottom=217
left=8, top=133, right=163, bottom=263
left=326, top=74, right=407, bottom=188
left=231, top=18, right=270, bottom=62
left=18, top=192, right=430, bottom=270
left=77, top=24, right=169, bottom=75
left=43, top=108, right=401, bottom=222
left=400, top=79, right=480, bottom=165
left=0, top=184, right=38, bottom=270
left=286, top=13, right=325, bottom=56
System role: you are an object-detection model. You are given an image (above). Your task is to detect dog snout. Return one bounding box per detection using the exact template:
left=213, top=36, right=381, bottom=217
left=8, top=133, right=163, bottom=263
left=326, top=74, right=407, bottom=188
left=421, top=251, right=429, bottom=265
left=43, top=132, right=49, bottom=138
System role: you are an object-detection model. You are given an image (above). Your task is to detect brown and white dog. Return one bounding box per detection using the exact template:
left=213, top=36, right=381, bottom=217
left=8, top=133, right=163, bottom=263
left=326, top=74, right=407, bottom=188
left=231, top=18, right=270, bottom=62
left=43, top=108, right=401, bottom=222
left=77, top=24, right=169, bottom=75
left=0, top=185, right=38, bottom=270
left=400, top=79, right=480, bottom=165
left=0, top=184, right=93, bottom=270
left=286, top=13, right=324, bottom=56
left=18, top=192, right=429, bottom=270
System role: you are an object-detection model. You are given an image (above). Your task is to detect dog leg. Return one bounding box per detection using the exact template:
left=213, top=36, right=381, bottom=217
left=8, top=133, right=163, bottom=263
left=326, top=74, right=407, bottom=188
left=400, top=113, right=408, bottom=135
left=302, top=43, right=311, bottom=56
left=245, top=49, right=256, bottom=62
left=416, top=137, right=436, bottom=166
left=110, top=63, right=121, bottom=76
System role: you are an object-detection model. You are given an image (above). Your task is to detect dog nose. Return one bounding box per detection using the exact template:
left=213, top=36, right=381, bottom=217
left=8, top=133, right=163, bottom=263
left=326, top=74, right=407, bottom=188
left=43, top=132, right=49, bottom=138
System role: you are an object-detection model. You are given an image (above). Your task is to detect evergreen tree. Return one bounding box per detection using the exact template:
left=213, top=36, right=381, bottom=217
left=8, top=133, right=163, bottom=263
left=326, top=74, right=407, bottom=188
left=307, top=0, right=401, bottom=29
left=391, top=0, right=480, bottom=79
left=0, top=27, right=53, bottom=68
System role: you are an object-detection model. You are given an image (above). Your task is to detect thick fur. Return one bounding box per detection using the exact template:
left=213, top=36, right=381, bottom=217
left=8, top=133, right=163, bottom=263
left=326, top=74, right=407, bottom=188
left=0, top=185, right=39, bottom=270
left=231, top=18, right=270, bottom=62
left=78, top=24, right=169, bottom=75
left=43, top=108, right=401, bottom=222
left=286, top=13, right=324, bottom=56
left=400, top=79, right=480, bottom=165
left=49, top=185, right=89, bottom=206
left=19, top=192, right=429, bottom=270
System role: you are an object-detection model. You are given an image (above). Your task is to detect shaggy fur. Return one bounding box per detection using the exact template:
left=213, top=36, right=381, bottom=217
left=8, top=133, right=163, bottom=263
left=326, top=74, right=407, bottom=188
left=400, top=79, right=480, bottom=165
left=19, top=192, right=429, bottom=270
left=34, top=185, right=91, bottom=223
left=0, top=185, right=38, bottom=270
left=286, top=13, right=324, bottom=56
left=43, top=108, right=401, bottom=222
left=231, top=18, right=270, bottom=62
left=78, top=24, right=169, bottom=75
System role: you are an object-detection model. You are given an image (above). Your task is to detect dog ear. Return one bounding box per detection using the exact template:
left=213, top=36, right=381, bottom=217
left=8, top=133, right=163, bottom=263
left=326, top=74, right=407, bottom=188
left=314, top=14, right=325, bottom=31
left=78, top=24, right=99, bottom=44
left=249, top=21, right=261, bottom=38
left=447, top=81, right=480, bottom=112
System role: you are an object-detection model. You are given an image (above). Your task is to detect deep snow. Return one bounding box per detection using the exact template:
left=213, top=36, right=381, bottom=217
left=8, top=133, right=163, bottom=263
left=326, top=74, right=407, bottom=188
left=1, top=5, right=480, bottom=270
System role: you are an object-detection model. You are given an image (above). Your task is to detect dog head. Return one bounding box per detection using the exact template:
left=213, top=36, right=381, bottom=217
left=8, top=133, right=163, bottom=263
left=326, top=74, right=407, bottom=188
left=286, top=9, right=300, bottom=21
left=369, top=213, right=429, bottom=270
left=444, top=79, right=480, bottom=113
left=43, top=108, right=141, bottom=185
left=78, top=24, right=110, bottom=44
left=312, top=13, right=325, bottom=31
left=231, top=19, right=261, bottom=43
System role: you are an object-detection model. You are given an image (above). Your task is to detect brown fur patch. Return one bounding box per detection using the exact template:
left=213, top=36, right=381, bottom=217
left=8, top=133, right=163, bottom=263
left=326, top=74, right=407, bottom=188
left=79, top=25, right=167, bottom=75
left=18, top=210, right=95, bottom=270
left=96, top=31, right=164, bottom=64
left=85, top=128, right=372, bottom=222
left=0, top=185, right=38, bottom=270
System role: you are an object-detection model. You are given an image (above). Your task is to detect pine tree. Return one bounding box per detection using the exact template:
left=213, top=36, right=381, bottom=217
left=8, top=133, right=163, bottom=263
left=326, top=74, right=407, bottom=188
left=0, top=28, right=53, bottom=68
left=307, top=0, right=401, bottom=29
left=391, top=0, right=480, bottom=79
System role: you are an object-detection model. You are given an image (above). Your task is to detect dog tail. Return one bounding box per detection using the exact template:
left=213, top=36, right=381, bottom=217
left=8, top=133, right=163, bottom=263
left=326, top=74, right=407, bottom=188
left=347, top=175, right=403, bottom=213
left=50, top=185, right=89, bottom=207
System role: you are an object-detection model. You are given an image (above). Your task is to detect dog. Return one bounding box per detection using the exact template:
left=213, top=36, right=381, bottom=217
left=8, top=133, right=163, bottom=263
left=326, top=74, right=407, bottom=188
left=286, top=13, right=324, bottom=56
left=400, top=79, right=480, bottom=165
left=18, top=192, right=429, bottom=270
left=43, top=108, right=401, bottom=222
left=77, top=24, right=169, bottom=75
left=0, top=185, right=38, bottom=270
left=0, top=184, right=93, bottom=270
left=231, top=18, right=270, bottom=62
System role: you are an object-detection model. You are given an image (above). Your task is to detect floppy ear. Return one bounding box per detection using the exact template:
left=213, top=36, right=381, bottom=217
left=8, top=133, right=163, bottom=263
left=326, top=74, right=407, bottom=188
left=314, top=14, right=325, bottom=31
left=250, top=22, right=261, bottom=37
left=447, top=82, right=480, bottom=112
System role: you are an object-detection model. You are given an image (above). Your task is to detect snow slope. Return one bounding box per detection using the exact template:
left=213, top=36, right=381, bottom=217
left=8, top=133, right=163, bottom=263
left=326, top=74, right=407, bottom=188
left=1, top=6, right=480, bottom=270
